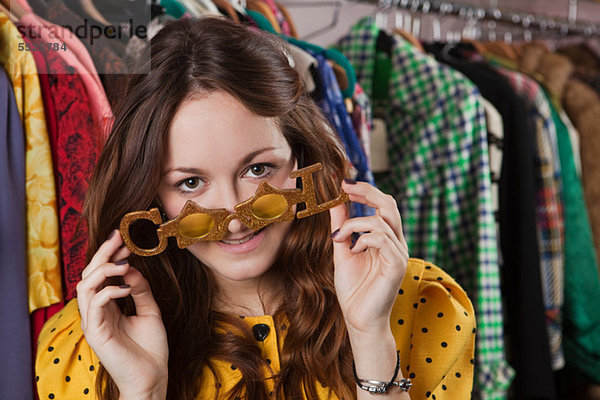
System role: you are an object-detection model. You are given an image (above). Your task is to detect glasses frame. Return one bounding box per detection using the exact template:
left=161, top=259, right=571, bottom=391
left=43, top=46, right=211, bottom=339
left=119, top=162, right=349, bottom=256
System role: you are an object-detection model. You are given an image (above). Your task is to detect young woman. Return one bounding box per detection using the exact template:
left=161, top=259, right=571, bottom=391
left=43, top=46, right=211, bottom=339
left=35, top=17, right=476, bottom=400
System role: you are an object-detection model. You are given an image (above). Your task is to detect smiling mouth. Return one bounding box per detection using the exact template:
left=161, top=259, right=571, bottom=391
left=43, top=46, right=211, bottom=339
left=219, top=228, right=265, bottom=245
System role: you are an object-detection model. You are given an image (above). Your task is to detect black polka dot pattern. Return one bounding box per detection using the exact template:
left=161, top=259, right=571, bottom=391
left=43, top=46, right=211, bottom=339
left=34, top=261, right=476, bottom=399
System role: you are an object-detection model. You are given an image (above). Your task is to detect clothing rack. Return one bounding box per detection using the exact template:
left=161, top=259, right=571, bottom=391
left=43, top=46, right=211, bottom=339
left=369, top=0, right=600, bottom=38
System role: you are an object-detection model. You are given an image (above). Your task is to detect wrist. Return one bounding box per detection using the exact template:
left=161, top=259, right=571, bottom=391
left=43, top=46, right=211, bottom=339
left=118, top=378, right=168, bottom=400
left=348, top=329, right=400, bottom=382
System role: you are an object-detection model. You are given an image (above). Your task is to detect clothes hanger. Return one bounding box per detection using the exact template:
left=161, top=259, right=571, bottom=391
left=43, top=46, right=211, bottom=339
left=393, top=0, right=425, bottom=52
left=0, top=2, right=18, bottom=22
left=246, top=8, right=356, bottom=98
left=275, top=2, right=298, bottom=38
left=78, top=0, right=110, bottom=25
left=226, top=0, right=246, bottom=17
left=247, top=0, right=281, bottom=33
left=327, top=59, right=348, bottom=92
left=0, top=0, right=25, bottom=19
left=212, top=0, right=240, bottom=23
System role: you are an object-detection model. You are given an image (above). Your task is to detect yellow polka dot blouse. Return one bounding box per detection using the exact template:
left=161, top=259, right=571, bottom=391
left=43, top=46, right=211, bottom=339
left=36, top=258, right=476, bottom=399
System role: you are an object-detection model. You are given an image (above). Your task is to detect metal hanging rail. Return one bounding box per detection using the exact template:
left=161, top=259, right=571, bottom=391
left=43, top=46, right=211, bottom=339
left=370, top=0, right=600, bottom=38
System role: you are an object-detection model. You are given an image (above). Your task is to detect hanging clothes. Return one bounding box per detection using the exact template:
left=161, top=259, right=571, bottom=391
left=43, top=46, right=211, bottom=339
left=0, top=12, right=63, bottom=312
left=0, top=66, right=33, bottom=400
left=493, top=66, right=565, bottom=371
left=423, top=42, right=556, bottom=399
left=304, top=49, right=375, bottom=218
left=350, top=82, right=373, bottom=168
left=563, top=79, right=600, bottom=278
left=485, top=41, right=600, bottom=384
left=27, top=30, right=100, bottom=300
left=17, top=10, right=113, bottom=137
left=43, top=0, right=129, bottom=109
left=548, top=97, right=600, bottom=386
left=334, top=17, right=512, bottom=400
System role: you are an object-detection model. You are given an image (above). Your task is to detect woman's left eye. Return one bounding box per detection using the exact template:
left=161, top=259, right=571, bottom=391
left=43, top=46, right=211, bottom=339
left=245, top=164, right=272, bottom=178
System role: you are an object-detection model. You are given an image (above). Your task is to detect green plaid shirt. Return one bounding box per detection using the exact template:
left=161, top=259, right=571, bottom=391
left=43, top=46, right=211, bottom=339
left=334, top=17, right=513, bottom=399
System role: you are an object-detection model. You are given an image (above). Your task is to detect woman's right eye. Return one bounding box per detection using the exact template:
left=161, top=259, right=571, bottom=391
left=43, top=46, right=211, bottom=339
left=177, top=177, right=202, bottom=193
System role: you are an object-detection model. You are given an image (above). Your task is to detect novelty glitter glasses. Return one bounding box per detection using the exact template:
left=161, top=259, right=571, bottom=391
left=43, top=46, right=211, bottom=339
left=119, top=163, right=349, bottom=256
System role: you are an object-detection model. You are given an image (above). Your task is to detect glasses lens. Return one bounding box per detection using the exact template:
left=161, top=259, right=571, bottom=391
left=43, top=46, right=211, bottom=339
left=178, top=213, right=215, bottom=239
left=251, top=193, right=289, bottom=220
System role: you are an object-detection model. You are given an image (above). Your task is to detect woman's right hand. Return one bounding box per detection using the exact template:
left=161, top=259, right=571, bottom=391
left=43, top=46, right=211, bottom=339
left=76, top=229, right=169, bottom=400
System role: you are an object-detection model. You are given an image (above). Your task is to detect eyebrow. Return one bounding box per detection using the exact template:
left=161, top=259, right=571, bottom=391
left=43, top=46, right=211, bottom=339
left=164, top=147, right=278, bottom=175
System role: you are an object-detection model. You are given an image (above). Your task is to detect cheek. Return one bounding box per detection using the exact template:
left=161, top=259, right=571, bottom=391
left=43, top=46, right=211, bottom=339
left=158, top=192, right=186, bottom=220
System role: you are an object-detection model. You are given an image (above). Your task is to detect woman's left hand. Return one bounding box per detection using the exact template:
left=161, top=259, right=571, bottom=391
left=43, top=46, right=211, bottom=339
left=329, top=179, right=409, bottom=335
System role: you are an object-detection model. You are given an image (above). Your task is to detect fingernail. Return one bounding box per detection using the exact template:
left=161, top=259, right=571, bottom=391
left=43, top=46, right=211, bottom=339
left=331, top=229, right=340, bottom=238
left=343, top=178, right=357, bottom=185
left=119, top=284, right=131, bottom=289
left=108, top=230, right=117, bottom=240
left=115, top=259, right=128, bottom=266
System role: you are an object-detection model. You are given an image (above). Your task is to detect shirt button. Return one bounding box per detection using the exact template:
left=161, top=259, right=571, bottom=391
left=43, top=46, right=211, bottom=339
left=252, top=324, right=270, bottom=341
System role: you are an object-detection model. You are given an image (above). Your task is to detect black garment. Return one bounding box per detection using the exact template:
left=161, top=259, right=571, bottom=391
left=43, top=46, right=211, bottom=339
left=424, top=43, right=557, bottom=400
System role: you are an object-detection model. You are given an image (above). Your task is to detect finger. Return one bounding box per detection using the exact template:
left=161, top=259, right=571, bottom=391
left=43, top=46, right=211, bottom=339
left=109, top=245, right=132, bottom=264
left=341, top=180, right=404, bottom=240
left=331, top=215, right=401, bottom=253
left=350, top=231, right=400, bottom=267
left=329, top=203, right=352, bottom=256
left=76, top=261, right=130, bottom=327
left=82, top=230, right=124, bottom=280
left=86, top=285, right=132, bottom=332
left=122, top=267, right=162, bottom=318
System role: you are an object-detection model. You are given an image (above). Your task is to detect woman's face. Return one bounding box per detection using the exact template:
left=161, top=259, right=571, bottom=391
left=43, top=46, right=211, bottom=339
left=157, top=91, right=296, bottom=284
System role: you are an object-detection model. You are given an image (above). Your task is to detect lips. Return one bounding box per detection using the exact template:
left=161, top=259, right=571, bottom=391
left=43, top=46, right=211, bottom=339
left=219, top=228, right=264, bottom=245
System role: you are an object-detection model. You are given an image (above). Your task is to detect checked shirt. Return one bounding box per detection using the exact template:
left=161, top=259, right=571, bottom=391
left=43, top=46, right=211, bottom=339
left=495, top=67, right=566, bottom=372
left=334, top=17, right=513, bottom=400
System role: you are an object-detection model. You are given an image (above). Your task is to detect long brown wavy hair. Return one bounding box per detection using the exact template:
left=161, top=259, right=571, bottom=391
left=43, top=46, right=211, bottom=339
left=83, top=16, right=355, bottom=400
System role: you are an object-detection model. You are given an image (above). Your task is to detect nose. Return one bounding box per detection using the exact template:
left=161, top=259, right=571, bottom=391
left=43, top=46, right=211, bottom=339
left=208, top=184, right=252, bottom=236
